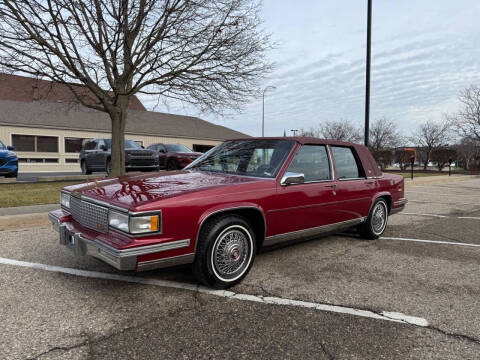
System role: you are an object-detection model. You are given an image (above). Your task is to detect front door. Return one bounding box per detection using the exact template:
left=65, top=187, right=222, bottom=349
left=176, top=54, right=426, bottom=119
left=268, top=144, right=338, bottom=239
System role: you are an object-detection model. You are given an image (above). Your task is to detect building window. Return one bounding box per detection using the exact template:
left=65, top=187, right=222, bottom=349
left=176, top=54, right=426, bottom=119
left=12, top=135, right=35, bottom=152
left=65, top=158, right=79, bottom=163
left=37, top=136, right=58, bottom=152
left=12, top=134, right=58, bottom=153
left=65, top=137, right=90, bottom=153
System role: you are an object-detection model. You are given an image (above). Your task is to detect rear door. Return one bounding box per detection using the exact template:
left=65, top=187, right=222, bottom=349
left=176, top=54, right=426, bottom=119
left=329, top=145, right=376, bottom=222
left=269, top=144, right=339, bottom=237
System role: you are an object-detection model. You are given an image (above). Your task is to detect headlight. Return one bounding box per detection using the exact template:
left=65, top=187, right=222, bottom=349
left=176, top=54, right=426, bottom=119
left=60, top=192, right=70, bottom=208
left=108, top=211, right=129, bottom=233
left=6, top=152, right=16, bottom=158
left=130, top=215, right=160, bottom=234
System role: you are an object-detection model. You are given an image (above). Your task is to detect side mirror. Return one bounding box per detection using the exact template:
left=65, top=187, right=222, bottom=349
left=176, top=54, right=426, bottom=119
left=159, top=149, right=166, bottom=153
left=100, top=145, right=107, bottom=151
left=7, top=145, right=14, bottom=151
left=280, top=172, right=305, bottom=186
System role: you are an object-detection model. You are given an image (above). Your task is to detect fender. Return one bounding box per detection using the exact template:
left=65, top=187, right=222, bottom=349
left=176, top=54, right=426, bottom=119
left=194, top=203, right=267, bottom=255
left=368, top=191, right=392, bottom=214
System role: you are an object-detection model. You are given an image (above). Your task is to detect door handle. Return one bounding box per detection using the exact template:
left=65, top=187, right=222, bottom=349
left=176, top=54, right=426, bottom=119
left=325, top=184, right=337, bottom=188
left=365, top=180, right=375, bottom=185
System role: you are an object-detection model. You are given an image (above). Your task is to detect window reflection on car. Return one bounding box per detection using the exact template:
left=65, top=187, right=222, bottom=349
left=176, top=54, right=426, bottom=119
left=165, top=144, right=192, bottom=152
left=104, top=139, right=143, bottom=150
left=0, top=141, right=5, bottom=150
left=186, top=139, right=295, bottom=178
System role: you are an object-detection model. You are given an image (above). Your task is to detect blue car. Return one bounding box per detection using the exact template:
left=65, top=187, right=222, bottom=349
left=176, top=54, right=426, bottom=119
left=0, top=140, right=18, bottom=178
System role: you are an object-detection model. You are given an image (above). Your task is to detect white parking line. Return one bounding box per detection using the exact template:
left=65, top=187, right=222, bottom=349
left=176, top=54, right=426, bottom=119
left=400, top=212, right=480, bottom=220
left=0, top=256, right=429, bottom=327
left=381, top=237, right=480, bottom=248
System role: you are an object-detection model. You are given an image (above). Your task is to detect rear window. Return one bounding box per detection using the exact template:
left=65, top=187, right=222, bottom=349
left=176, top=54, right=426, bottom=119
left=331, top=146, right=364, bottom=179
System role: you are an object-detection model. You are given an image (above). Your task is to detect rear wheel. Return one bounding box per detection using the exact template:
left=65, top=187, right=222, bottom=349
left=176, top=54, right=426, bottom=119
left=358, top=198, right=389, bottom=240
left=193, top=215, right=256, bottom=289
left=81, top=160, right=92, bottom=175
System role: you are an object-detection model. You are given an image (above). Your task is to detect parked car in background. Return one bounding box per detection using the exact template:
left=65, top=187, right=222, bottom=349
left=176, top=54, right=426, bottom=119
left=0, top=140, right=18, bottom=178
left=80, top=139, right=159, bottom=175
left=147, top=143, right=203, bottom=170
left=50, top=137, right=406, bottom=289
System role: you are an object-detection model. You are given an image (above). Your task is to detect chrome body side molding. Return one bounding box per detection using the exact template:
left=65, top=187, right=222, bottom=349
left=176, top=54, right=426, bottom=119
left=263, top=217, right=366, bottom=247
left=137, top=253, right=195, bottom=271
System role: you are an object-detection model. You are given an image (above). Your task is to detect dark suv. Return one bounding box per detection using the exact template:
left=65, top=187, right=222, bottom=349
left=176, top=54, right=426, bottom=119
left=147, top=143, right=203, bottom=170
left=80, top=139, right=159, bottom=175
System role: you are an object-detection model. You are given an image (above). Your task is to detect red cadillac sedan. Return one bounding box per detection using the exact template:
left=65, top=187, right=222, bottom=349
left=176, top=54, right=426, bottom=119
left=49, top=137, right=407, bottom=288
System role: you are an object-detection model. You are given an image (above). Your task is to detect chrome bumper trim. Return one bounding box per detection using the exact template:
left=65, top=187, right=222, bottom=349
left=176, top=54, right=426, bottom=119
left=49, top=214, right=192, bottom=271
left=394, top=198, right=408, bottom=206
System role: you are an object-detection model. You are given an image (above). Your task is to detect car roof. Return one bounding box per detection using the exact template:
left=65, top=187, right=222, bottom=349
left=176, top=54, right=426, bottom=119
left=227, top=136, right=361, bottom=147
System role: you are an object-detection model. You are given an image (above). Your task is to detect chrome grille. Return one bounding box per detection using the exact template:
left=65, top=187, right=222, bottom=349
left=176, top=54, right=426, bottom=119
left=70, top=196, right=109, bottom=233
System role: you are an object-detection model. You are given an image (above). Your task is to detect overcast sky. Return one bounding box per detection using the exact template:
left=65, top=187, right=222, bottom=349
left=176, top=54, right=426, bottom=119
left=139, top=0, right=480, bottom=137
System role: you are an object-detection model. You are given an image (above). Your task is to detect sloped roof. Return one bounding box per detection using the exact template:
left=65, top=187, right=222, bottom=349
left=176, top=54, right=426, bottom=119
left=0, top=73, right=146, bottom=111
left=0, top=99, right=248, bottom=141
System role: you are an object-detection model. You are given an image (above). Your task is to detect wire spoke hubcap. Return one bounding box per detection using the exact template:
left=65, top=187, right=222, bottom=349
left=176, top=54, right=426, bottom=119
left=213, top=228, right=250, bottom=280
left=372, top=202, right=387, bottom=233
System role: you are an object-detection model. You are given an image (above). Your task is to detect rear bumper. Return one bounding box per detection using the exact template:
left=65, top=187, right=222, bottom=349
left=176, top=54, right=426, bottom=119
left=390, top=198, right=408, bottom=215
left=48, top=212, right=193, bottom=271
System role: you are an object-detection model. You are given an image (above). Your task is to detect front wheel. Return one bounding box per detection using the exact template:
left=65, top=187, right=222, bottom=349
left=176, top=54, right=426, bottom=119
left=193, top=215, right=256, bottom=289
left=358, top=198, right=389, bottom=240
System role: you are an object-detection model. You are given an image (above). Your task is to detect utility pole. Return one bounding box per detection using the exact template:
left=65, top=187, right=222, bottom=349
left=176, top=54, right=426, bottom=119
left=262, top=86, right=276, bottom=137
left=364, top=0, right=372, bottom=147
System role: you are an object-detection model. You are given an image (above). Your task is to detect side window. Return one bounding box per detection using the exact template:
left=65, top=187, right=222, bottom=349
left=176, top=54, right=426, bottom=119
left=331, top=146, right=364, bottom=179
left=84, top=141, right=96, bottom=151
left=286, top=145, right=331, bottom=182
left=97, top=140, right=106, bottom=149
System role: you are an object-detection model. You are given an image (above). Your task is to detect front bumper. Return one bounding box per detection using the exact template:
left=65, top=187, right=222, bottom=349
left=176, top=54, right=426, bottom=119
left=49, top=213, right=193, bottom=271
left=0, top=158, right=18, bottom=175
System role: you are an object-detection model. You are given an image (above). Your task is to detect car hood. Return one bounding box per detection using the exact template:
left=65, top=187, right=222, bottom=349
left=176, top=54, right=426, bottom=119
left=0, top=150, right=15, bottom=158
left=65, top=170, right=266, bottom=209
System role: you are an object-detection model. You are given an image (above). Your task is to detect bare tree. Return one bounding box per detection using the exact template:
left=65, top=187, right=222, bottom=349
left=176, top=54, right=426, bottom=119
left=454, top=137, right=480, bottom=170
left=0, top=0, right=271, bottom=175
left=411, top=120, right=451, bottom=170
left=394, top=148, right=414, bottom=171
left=318, top=119, right=362, bottom=143
left=450, top=86, right=480, bottom=141
left=369, top=117, right=402, bottom=153
left=430, top=147, right=456, bottom=171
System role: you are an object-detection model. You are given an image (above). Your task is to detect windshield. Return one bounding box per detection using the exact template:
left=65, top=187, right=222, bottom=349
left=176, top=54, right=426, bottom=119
left=166, top=144, right=192, bottom=152
left=105, top=139, right=142, bottom=149
left=0, top=141, right=5, bottom=150
left=186, top=139, right=295, bottom=178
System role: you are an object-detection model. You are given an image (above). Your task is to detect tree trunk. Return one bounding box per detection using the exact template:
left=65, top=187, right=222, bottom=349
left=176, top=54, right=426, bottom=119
left=109, top=99, right=129, bottom=177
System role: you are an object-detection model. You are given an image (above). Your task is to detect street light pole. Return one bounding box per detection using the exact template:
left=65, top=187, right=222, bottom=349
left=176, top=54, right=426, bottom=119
left=291, top=129, right=299, bottom=136
left=262, top=86, right=276, bottom=137
left=364, top=0, right=372, bottom=147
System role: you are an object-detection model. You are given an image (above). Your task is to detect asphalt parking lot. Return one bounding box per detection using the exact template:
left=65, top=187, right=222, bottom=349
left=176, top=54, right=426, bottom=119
left=1, top=178, right=480, bottom=359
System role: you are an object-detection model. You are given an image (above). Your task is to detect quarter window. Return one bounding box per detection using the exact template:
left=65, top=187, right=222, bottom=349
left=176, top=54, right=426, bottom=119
left=286, top=145, right=331, bottom=182
left=331, top=146, right=364, bottom=179
left=83, top=141, right=96, bottom=150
